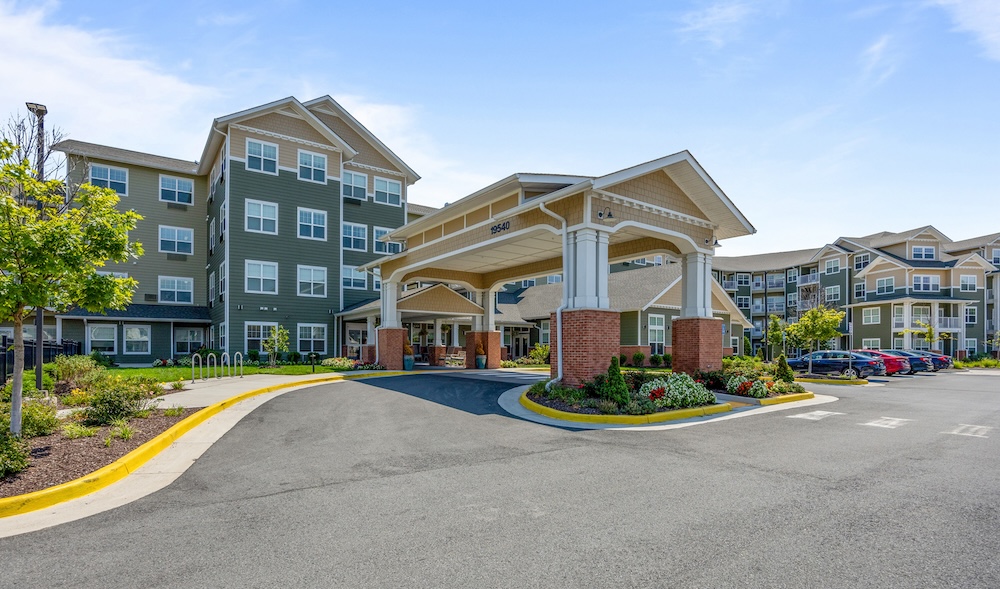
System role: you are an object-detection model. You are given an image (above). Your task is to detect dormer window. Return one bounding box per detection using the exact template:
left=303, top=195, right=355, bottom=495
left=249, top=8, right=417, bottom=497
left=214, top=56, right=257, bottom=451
left=912, top=246, right=935, bottom=260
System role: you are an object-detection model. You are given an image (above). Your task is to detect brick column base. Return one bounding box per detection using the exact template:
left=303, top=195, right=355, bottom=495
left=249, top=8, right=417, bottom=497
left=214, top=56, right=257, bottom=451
left=465, top=331, right=501, bottom=369
left=361, top=345, right=376, bottom=364
left=377, top=328, right=408, bottom=370
left=550, top=309, right=620, bottom=387
left=429, top=345, right=447, bottom=366
left=671, top=317, right=723, bottom=375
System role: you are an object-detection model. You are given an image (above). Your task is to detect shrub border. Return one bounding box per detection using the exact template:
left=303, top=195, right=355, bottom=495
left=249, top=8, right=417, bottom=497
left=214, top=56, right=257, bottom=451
left=520, top=391, right=731, bottom=424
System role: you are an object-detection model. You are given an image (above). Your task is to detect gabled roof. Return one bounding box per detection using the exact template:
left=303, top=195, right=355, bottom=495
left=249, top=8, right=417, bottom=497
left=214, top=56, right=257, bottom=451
left=303, top=95, right=420, bottom=184
left=854, top=254, right=911, bottom=278
left=943, top=232, right=1000, bottom=253
left=407, top=203, right=438, bottom=217
left=54, top=140, right=199, bottom=175
left=714, top=247, right=821, bottom=272
left=952, top=252, right=998, bottom=272
left=809, top=244, right=851, bottom=262
left=845, top=226, right=951, bottom=249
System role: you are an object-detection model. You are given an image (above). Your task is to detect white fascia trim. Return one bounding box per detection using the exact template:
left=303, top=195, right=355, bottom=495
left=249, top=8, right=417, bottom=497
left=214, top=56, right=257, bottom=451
left=642, top=276, right=682, bottom=312
left=808, top=244, right=851, bottom=262
left=855, top=255, right=910, bottom=278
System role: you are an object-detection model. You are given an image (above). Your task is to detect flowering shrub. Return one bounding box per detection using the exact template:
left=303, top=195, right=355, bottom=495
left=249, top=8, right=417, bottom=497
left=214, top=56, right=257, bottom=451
left=726, top=375, right=749, bottom=394
left=771, top=380, right=806, bottom=394
left=353, top=362, right=385, bottom=371
left=638, top=374, right=716, bottom=409
left=321, top=357, right=356, bottom=370
left=726, top=375, right=771, bottom=398
left=747, top=380, right=769, bottom=398
left=647, top=386, right=666, bottom=402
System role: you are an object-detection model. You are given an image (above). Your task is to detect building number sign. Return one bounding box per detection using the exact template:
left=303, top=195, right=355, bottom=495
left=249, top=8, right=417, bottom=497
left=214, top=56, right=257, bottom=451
left=490, top=221, right=511, bottom=235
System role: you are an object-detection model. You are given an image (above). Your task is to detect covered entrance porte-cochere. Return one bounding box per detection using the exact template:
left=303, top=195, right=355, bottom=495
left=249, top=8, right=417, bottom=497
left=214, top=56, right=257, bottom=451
left=362, top=152, right=755, bottom=385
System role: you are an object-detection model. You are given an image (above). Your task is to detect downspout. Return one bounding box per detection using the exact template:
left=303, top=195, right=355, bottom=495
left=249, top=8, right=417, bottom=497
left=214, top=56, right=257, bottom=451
left=539, top=201, right=568, bottom=390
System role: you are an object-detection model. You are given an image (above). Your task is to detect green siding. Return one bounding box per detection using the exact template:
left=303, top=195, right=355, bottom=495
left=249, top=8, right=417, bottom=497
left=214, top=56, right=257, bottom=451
left=620, top=311, right=639, bottom=345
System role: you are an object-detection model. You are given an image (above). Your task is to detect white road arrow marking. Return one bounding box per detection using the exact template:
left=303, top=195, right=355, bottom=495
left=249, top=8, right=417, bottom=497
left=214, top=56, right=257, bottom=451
left=861, top=417, right=913, bottom=429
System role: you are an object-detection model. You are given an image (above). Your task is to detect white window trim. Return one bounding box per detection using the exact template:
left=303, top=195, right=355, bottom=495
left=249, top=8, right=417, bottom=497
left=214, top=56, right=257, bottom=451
left=854, top=253, right=870, bottom=270
left=342, top=265, right=367, bottom=290
left=539, top=320, right=550, bottom=345
left=123, top=324, right=152, bottom=356
left=648, top=314, right=666, bottom=354
left=736, top=273, right=750, bottom=286
left=297, top=207, right=328, bottom=242
left=825, top=285, right=841, bottom=302
left=89, top=163, right=128, bottom=197
left=991, top=248, right=1000, bottom=265
left=342, top=221, right=368, bottom=252
left=297, top=149, right=328, bottom=185
left=960, top=275, right=977, bottom=292
left=373, top=226, right=402, bottom=254
left=157, top=225, right=195, bottom=255
left=373, top=268, right=381, bottom=292
left=88, top=323, right=118, bottom=355
left=246, top=138, right=279, bottom=176
left=297, top=264, right=327, bottom=298
left=219, top=261, right=227, bottom=295
left=158, top=174, right=194, bottom=205
left=786, top=268, right=798, bottom=283
left=825, top=259, right=841, bottom=275
left=966, top=307, right=977, bottom=324
left=876, top=277, right=894, bottom=295
left=912, top=245, right=936, bottom=260
left=245, top=199, right=279, bottom=235
left=737, top=296, right=750, bottom=308
left=862, top=308, right=880, bottom=325
left=522, top=279, right=535, bottom=288
left=861, top=338, right=881, bottom=350
left=373, top=176, right=403, bottom=207
left=209, top=218, right=216, bottom=254
left=854, top=283, right=866, bottom=299
left=209, top=271, right=217, bottom=301
left=965, top=338, right=977, bottom=353
left=158, top=276, right=194, bottom=305
left=245, top=321, right=279, bottom=354
left=913, top=275, right=941, bottom=292
left=245, top=260, right=279, bottom=295
left=297, top=323, right=328, bottom=354
left=342, top=170, right=368, bottom=200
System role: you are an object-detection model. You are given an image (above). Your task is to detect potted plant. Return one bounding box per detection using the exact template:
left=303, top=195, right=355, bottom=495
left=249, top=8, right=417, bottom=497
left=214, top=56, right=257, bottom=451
left=403, top=341, right=415, bottom=371
left=475, top=342, right=487, bottom=369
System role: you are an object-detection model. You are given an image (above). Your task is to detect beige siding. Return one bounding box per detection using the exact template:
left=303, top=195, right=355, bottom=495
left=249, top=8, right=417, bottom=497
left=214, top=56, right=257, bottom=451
left=311, top=111, right=401, bottom=173
left=602, top=170, right=707, bottom=219
left=229, top=125, right=342, bottom=172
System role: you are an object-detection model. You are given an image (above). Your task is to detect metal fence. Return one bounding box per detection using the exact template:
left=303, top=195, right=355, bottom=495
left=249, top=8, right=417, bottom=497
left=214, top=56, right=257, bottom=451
left=0, top=336, right=82, bottom=385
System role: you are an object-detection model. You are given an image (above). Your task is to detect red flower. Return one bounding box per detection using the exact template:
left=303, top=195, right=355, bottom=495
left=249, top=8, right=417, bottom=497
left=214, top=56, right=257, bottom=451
left=648, top=386, right=666, bottom=401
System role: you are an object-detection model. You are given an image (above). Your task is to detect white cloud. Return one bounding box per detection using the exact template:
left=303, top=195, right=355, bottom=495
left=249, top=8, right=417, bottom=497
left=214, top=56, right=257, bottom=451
left=933, top=0, right=1000, bottom=60
left=678, top=2, right=754, bottom=48
left=861, top=34, right=897, bottom=85
left=196, top=13, right=252, bottom=27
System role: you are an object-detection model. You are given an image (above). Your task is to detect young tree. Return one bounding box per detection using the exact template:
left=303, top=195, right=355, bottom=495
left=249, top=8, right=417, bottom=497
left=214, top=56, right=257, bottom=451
left=1, top=141, right=142, bottom=435
left=785, top=305, right=846, bottom=373
left=262, top=324, right=290, bottom=367
left=762, top=314, right=786, bottom=360
left=902, top=320, right=950, bottom=352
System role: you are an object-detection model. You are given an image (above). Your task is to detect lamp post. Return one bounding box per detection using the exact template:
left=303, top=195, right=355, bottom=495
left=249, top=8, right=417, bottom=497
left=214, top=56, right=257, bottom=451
left=26, top=102, right=47, bottom=390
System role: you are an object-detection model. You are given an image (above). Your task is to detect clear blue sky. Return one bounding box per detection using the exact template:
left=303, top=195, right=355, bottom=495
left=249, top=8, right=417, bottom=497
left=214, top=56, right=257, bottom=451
left=2, top=0, right=997, bottom=255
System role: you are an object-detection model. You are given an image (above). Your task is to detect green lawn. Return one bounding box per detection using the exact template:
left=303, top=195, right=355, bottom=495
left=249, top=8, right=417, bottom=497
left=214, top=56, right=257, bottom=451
left=108, top=364, right=348, bottom=382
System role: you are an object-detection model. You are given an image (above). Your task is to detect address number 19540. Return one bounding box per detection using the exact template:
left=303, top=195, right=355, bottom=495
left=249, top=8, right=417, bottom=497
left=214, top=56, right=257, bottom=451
left=490, top=221, right=511, bottom=235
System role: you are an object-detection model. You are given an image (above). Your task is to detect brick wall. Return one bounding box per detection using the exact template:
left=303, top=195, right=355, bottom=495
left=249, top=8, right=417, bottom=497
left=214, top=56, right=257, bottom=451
left=465, top=331, right=501, bottom=369
left=377, top=328, right=407, bottom=370
left=429, top=345, right=447, bottom=366
left=550, top=309, right=621, bottom=387
left=671, top=317, right=723, bottom=375
left=361, top=345, right=376, bottom=364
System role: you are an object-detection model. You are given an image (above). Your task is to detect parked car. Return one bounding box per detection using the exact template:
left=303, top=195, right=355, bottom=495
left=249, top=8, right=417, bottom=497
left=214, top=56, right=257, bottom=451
left=881, top=350, right=931, bottom=374
left=787, top=351, right=885, bottom=378
left=852, top=350, right=911, bottom=376
left=905, top=350, right=953, bottom=371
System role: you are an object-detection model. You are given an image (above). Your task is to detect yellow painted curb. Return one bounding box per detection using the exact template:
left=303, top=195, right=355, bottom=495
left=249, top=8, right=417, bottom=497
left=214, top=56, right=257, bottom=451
left=519, top=391, right=731, bottom=425
left=794, top=377, right=868, bottom=386
left=758, top=392, right=815, bottom=405
left=0, top=369, right=455, bottom=519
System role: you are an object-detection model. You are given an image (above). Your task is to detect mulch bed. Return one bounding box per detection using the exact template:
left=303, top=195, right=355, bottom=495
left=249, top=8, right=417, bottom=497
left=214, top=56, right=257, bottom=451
left=526, top=392, right=603, bottom=415
left=1, top=408, right=198, bottom=499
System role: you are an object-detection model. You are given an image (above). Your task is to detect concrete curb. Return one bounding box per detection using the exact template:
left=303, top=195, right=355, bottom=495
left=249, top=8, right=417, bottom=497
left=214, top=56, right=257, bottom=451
left=795, top=377, right=868, bottom=386
left=519, top=391, right=731, bottom=425
left=0, top=370, right=424, bottom=519
left=714, top=391, right=816, bottom=406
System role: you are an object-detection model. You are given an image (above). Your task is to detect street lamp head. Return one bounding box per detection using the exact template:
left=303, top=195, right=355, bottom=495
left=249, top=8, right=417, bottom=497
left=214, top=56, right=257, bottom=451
left=25, top=102, right=48, bottom=116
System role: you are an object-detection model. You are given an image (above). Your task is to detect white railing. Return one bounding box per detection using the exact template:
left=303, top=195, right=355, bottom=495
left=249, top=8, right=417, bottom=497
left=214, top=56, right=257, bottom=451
left=752, top=304, right=765, bottom=314
left=799, top=273, right=820, bottom=286
left=751, top=328, right=763, bottom=337
left=893, top=318, right=905, bottom=329
left=987, top=289, right=994, bottom=301
left=766, top=279, right=785, bottom=290
left=752, top=281, right=764, bottom=291
left=767, top=302, right=785, bottom=313
left=723, top=280, right=737, bottom=290
left=937, top=317, right=962, bottom=329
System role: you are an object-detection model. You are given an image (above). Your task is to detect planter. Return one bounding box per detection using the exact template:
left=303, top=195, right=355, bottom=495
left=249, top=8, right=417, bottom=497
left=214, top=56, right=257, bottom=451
left=403, top=355, right=415, bottom=371
left=475, top=355, right=487, bottom=369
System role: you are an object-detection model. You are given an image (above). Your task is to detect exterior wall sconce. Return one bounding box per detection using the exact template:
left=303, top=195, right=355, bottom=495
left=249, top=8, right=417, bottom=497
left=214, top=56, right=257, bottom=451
left=597, top=207, right=614, bottom=220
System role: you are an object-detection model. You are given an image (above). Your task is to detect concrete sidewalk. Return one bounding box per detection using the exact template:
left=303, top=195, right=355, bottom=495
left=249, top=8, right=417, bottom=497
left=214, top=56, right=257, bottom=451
left=154, top=370, right=387, bottom=408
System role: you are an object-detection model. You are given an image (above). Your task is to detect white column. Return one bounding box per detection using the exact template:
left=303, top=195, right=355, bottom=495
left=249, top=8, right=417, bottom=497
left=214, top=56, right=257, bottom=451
left=380, top=282, right=400, bottom=328
left=473, top=291, right=485, bottom=331
left=485, top=288, right=499, bottom=331
left=680, top=252, right=714, bottom=318
left=433, top=318, right=443, bottom=346
left=366, top=316, right=376, bottom=344
left=569, top=228, right=610, bottom=309
left=902, top=303, right=912, bottom=348
left=451, top=322, right=460, bottom=347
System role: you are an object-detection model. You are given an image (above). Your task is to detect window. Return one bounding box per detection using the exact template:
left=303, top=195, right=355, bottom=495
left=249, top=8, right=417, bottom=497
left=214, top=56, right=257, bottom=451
left=786, top=292, right=798, bottom=307
left=854, top=253, right=870, bottom=271
left=159, top=176, right=193, bottom=204
left=89, top=324, right=116, bottom=354
left=246, top=139, right=277, bottom=174
left=90, top=164, right=127, bottom=196
left=298, top=208, right=326, bottom=241
left=960, top=275, right=977, bottom=292
left=965, top=338, right=978, bottom=355
left=342, top=222, right=367, bottom=251
left=210, top=325, right=215, bottom=349
left=912, top=246, right=935, bottom=260
left=633, top=258, right=647, bottom=266
left=992, top=248, right=1000, bottom=265
left=547, top=275, right=562, bottom=283
left=737, top=296, right=750, bottom=309
left=648, top=315, right=665, bottom=355
left=219, top=261, right=226, bottom=296
left=209, top=271, right=216, bottom=301
left=209, top=218, right=215, bottom=254
left=158, top=226, right=194, bottom=255
left=219, top=322, right=227, bottom=350
left=246, top=199, right=278, bottom=234
left=876, top=277, right=894, bottom=295
left=825, top=259, right=840, bottom=274
left=540, top=320, right=550, bottom=345
left=342, top=266, right=366, bottom=290
left=825, top=285, right=841, bottom=302
left=861, top=338, right=881, bottom=350
left=220, top=202, right=227, bottom=236
left=298, top=324, right=326, bottom=354
left=862, top=308, right=880, bottom=325
left=731, top=336, right=739, bottom=349
left=652, top=255, right=664, bottom=266
left=913, top=306, right=931, bottom=326
left=174, top=328, right=204, bottom=355
left=246, top=261, right=278, bottom=294
left=245, top=322, right=276, bottom=353
left=374, top=177, right=402, bottom=206
left=20, top=325, right=56, bottom=342
left=159, top=276, right=193, bottom=304
left=297, top=265, right=326, bottom=298
left=374, top=227, right=402, bottom=254
left=787, top=268, right=798, bottom=283
left=736, top=274, right=750, bottom=286
left=893, top=337, right=904, bottom=349
left=297, top=150, right=326, bottom=183
left=913, top=275, right=940, bottom=292
left=96, top=270, right=128, bottom=279
left=122, top=325, right=150, bottom=355
left=342, top=171, right=367, bottom=199
left=373, top=268, right=381, bottom=292
left=854, top=283, right=866, bottom=300
left=522, top=279, right=536, bottom=288
left=966, top=307, right=977, bottom=325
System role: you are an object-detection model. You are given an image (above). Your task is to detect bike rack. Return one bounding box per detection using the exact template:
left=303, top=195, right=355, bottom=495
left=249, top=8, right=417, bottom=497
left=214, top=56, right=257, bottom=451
left=221, top=352, right=231, bottom=378
left=191, top=352, right=203, bottom=383
left=233, top=352, right=244, bottom=378
left=207, top=352, right=218, bottom=380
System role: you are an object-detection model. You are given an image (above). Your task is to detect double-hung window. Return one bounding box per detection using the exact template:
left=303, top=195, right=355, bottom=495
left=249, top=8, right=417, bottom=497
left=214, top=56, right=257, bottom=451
left=960, top=275, right=977, bottom=292
left=159, top=276, right=193, bottom=304
left=913, top=275, right=940, bottom=292
left=342, top=266, right=367, bottom=290
left=298, top=150, right=326, bottom=183
left=825, top=259, right=840, bottom=274
left=175, top=328, right=203, bottom=355
left=854, top=283, right=865, bottom=300
left=297, top=265, right=326, bottom=297
left=373, top=268, right=381, bottom=292
left=547, top=275, right=562, bottom=283
left=825, top=285, right=841, bottom=302
left=854, top=253, right=870, bottom=271
left=862, top=338, right=880, bottom=350
left=342, top=171, right=367, bottom=199
left=374, top=227, right=402, bottom=254
left=876, top=277, right=894, bottom=295
left=209, top=219, right=215, bottom=254
left=124, top=325, right=150, bottom=355
left=992, top=248, right=1000, bottom=265
left=965, top=338, right=977, bottom=355
left=209, top=271, right=217, bottom=302
left=912, top=246, right=935, bottom=260
left=246, top=199, right=278, bottom=234
left=298, top=324, right=327, bottom=354
left=737, top=296, right=750, bottom=309
left=246, top=261, right=278, bottom=294
left=219, top=261, right=227, bottom=296
left=89, top=324, right=117, bottom=354
left=966, top=307, right=977, bottom=325
left=374, top=177, right=402, bottom=206
left=246, top=139, right=277, bottom=174
left=787, top=268, right=798, bottom=283
left=298, top=208, right=327, bottom=240
left=862, top=308, right=880, bottom=325
left=246, top=322, right=276, bottom=353
left=648, top=315, right=665, bottom=355
left=539, top=321, right=550, bottom=345
left=159, top=176, right=193, bottom=204
left=90, top=164, right=127, bottom=196
left=342, top=222, right=367, bottom=251
left=736, top=274, right=750, bottom=287
left=159, top=226, right=194, bottom=254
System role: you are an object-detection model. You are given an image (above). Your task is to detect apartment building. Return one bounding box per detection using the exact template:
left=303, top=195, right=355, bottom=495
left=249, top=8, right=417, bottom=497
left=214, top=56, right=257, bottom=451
left=40, top=96, right=420, bottom=365
left=715, top=226, right=999, bottom=357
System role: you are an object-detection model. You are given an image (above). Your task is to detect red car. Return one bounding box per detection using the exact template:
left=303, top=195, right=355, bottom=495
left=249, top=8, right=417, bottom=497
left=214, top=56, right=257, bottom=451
left=853, top=350, right=910, bottom=376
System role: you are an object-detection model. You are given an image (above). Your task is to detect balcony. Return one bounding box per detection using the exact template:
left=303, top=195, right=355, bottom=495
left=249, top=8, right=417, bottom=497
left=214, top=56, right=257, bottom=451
left=937, top=317, right=962, bottom=330
left=766, top=279, right=785, bottom=290
left=751, top=304, right=765, bottom=314
left=893, top=318, right=905, bottom=329
left=751, top=328, right=763, bottom=337
left=799, top=300, right=818, bottom=312
left=752, top=281, right=765, bottom=292
left=767, top=302, right=785, bottom=313
left=988, top=289, right=995, bottom=302
left=723, top=280, right=737, bottom=290
left=799, top=273, right=820, bottom=286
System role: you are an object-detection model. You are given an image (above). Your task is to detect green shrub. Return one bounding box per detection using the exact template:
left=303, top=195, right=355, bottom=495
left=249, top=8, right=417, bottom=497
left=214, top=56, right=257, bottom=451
left=320, top=357, right=355, bottom=370
left=639, top=374, right=715, bottom=409
left=624, top=370, right=656, bottom=396
left=775, top=354, right=795, bottom=383
left=1, top=370, right=55, bottom=400
left=693, top=369, right=726, bottom=390
left=649, top=354, right=662, bottom=367
left=755, top=347, right=764, bottom=360
left=500, top=360, right=518, bottom=368
left=662, top=354, right=672, bottom=368
left=632, top=352, right=646, bottom=367
left=84, top=374, right=159, bottom=425
left=247, top=350, right=260, bottom=362
left=90, top=350, right=113, bottom=368
left=62, top=423, right=99, bottom=439
left=771, top=380, right=806, bottom=394
left=743, top=336, right=751, bottom=355
left=619, top=353, right=627, bottom=366
left=602, top=357, right=630, bottom=406
left=529, top=343, right=550, bottom=363
left=176, top=355, right=192, bottom=367
left=21, top=402, right=59, bottom=438
left=0, top=431, right=30, bottom=477
left=287, top=351, right=302, bottom=363
left=53, top=354, right=102, bottom=386
left=597, top=399, right=619, bottom=414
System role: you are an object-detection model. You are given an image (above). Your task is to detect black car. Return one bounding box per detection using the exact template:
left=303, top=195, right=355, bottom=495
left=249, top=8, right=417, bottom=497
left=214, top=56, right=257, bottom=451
left=787, top=351, right=885, bottom=378
left=905, top=350, right=953, bottom=371
left=881, top=350, right=931, bottom=374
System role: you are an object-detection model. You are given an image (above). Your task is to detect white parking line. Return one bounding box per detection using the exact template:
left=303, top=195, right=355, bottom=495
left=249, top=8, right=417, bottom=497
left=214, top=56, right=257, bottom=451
left=943, top=424, right=992, bottom=438
left=787, top=410, right=845, bottom=421
left=861, top=417, right=913, bottom=429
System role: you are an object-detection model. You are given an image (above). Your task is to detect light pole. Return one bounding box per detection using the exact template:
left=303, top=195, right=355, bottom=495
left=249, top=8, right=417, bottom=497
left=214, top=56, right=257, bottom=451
left=26, top=102, right=46, bottom=391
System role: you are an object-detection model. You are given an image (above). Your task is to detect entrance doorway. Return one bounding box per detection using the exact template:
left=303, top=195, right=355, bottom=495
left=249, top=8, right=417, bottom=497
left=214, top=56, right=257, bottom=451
left=512, top=332, right=531, bottom=359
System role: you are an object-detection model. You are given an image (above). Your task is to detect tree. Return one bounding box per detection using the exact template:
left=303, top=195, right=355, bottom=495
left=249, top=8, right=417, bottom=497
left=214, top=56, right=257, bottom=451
left=762, top=314, right=786, bottom=360
left=742, top=335, right=751, bottom=357
left=4, top=111, right=67, bottom=182
left=785, top=305, right=846, bottom=374
left=262, top=324, right=290, bottom=367
left=902, top=320, right=950, bottom=352
left=1, top=141, right=142, bottom=436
